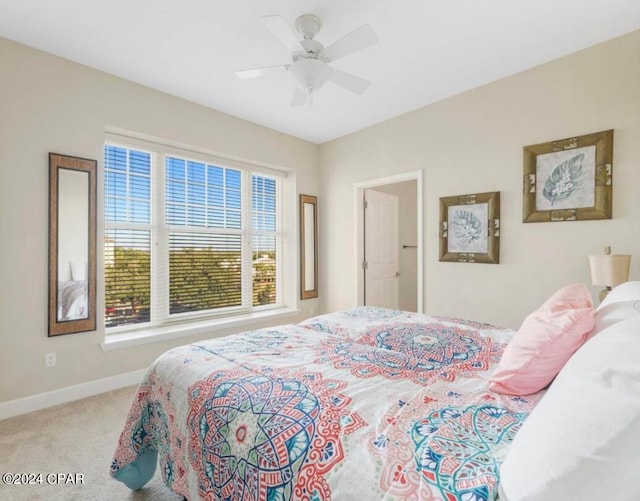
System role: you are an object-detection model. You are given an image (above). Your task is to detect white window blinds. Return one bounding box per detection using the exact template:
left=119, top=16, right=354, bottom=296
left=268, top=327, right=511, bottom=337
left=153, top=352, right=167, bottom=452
left=103, top=140, right=283, bottom=331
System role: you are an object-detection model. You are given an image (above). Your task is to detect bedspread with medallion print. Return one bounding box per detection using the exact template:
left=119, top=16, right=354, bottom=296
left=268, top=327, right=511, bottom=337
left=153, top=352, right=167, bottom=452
left=111, top=307, right=543, bottom=500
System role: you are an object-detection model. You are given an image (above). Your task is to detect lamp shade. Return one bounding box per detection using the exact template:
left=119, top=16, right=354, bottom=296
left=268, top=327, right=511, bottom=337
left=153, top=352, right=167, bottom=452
left=589, top=254, right=631, bottom=287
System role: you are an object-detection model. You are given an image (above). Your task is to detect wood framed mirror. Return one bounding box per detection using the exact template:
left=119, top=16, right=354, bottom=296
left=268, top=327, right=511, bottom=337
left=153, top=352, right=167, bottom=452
left=299, top=194, right=318, bottom=299
left=48, top=153, right=97, bottom=336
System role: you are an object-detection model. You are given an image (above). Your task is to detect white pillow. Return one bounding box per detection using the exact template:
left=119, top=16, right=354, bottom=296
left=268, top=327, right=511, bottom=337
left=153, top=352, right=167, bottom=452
left=599, top=281, right=640, bottom=308
left=591, top=281, right=640, bottom=336
left=592, top=299, right=640, bottom=334
left=499, top=316, right=640, bottom=501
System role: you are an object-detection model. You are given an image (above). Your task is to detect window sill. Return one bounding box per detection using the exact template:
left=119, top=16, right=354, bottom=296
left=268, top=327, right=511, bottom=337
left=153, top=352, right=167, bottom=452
left=100, top=307, right=300, bottom=351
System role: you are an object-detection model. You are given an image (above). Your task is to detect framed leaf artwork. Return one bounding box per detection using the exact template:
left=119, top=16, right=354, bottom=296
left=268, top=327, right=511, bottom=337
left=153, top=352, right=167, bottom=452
left=523, top=130, right=613, bottom=222
left=439, top=191, right=500, bottom=264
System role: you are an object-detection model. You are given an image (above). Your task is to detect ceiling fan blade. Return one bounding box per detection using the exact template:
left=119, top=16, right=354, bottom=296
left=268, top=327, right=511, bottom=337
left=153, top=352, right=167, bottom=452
left=235, top=64, right=288, bottom=79
left=327, top=68, right=371, bottom=94
left=291, top=87, right=308, bottom=107
left=260, top=15, right=305, bottom=52
left=324, top=24, right=378, bottom=62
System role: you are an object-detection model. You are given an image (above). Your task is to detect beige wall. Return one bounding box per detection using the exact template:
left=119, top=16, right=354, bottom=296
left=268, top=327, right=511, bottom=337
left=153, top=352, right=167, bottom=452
left=319, top=29, right=640, bottom=329
left=373, top=181, right=418, bottom=311
left=2, top=29, right=639, bottom=404
left=0, top=37, right=318, bottom=402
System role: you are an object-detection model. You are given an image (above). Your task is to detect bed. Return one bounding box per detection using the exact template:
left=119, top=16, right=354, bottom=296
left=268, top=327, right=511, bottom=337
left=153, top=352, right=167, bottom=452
left=110, top=306, right=544, bottom=500
left=111, top=282, right=640, bottom=500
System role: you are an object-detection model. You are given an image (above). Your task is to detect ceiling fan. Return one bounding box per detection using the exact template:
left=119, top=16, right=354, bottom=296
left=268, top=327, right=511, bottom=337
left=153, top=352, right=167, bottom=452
left=235, top=14, right=378, bottom=107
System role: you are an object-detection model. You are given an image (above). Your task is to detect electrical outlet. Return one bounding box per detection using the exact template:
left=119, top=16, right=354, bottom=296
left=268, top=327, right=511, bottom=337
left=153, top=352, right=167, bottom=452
left=45, top=353, right=56, bottom=368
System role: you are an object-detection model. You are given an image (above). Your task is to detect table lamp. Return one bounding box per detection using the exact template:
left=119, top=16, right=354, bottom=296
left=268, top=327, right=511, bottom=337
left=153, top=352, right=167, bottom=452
left=589, top=246, right=631, bottom=302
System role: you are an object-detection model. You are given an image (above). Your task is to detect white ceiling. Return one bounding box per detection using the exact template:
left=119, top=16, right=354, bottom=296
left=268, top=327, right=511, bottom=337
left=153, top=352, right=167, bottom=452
left=1, top=1, right=639, bottom=144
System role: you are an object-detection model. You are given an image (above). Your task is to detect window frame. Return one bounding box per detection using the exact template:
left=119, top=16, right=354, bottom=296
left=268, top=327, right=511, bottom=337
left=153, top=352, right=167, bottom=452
left=103, top=134, right=287, bottom=335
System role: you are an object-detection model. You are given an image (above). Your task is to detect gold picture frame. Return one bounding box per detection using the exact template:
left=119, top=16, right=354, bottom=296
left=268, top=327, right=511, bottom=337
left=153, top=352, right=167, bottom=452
left=439, top=191, right=500, bottom=264
left=523, top=129, right=613, bottom=222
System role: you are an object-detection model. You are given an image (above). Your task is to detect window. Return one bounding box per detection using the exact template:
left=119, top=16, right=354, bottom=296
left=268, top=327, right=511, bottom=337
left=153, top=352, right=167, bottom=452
left=104, top=141, right=283, bottom=331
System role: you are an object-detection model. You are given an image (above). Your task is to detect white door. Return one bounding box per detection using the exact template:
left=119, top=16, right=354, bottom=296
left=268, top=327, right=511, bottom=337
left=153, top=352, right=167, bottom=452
left=364, top=189, right=400, bottom=309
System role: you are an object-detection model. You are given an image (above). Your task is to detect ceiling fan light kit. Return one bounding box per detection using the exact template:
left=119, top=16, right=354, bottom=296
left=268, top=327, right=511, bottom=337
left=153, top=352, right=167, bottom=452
left=290, top=59, right=330, bottom=90
left=235, top=13, right=378, bottom=107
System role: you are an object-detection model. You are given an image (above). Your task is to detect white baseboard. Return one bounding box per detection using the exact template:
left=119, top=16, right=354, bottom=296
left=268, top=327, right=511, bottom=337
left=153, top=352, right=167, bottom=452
left=0, top=369, right=147, bottom=421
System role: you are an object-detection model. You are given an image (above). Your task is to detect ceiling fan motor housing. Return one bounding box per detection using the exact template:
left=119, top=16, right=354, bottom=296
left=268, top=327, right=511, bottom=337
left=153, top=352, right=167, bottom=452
left=293, top=39, right=326, bottom=62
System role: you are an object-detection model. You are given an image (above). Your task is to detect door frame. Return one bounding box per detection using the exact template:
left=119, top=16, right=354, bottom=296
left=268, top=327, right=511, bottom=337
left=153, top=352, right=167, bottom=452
left=354, top=170, right=424, bottom=313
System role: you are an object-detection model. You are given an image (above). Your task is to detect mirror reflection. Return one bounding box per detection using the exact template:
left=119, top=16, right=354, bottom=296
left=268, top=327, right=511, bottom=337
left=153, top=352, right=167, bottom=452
left=57, top=169, right=89, bottom=321
left=303, top=202, right=315, bottom=291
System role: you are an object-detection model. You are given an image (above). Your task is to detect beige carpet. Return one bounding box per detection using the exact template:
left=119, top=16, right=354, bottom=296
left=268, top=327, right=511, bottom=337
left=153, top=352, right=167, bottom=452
left=0, top=386, right=183, bottom=501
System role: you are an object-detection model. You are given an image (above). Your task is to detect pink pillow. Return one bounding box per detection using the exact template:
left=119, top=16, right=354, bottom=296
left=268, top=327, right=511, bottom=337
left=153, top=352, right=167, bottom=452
left=489, top=283, right=595, bottom=395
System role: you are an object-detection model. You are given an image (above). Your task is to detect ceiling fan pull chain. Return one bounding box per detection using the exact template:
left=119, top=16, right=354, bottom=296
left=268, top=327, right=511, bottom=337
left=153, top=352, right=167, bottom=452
left=307, top=88, right=314, bottom=109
